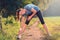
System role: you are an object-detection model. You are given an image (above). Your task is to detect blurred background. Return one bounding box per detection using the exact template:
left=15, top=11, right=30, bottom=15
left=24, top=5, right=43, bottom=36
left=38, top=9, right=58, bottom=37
left=0, top=0, right=60, bottom=40
left=0, top=0, right=60, bottom=17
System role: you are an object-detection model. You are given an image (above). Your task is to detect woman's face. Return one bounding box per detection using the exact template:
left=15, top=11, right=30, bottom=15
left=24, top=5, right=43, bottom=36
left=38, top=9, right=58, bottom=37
left=21, top=9, right=26, bottom=15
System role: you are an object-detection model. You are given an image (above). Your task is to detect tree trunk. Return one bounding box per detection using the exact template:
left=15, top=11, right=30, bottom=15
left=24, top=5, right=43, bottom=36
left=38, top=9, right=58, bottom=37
left=0, top=10, right=2, bottom=30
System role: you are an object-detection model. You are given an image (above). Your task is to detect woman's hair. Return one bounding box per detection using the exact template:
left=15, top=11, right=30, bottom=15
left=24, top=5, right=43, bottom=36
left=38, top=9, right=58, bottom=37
left=16, top=8, right=24, bottom=20
left=16, top=9, right=21, bottom=20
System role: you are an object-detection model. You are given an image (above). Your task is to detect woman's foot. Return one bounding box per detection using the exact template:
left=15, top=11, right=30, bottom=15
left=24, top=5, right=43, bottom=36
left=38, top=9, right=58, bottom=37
left=17, top=35, right=22, bottom=40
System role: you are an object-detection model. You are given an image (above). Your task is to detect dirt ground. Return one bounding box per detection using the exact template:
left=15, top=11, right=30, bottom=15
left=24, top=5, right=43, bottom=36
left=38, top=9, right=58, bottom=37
left=21, top=21, right=52, bottom=40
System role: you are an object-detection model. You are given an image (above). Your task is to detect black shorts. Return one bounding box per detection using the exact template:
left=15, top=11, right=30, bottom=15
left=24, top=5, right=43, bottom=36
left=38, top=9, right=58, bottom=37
left=25, top=10, right=45, bottom=25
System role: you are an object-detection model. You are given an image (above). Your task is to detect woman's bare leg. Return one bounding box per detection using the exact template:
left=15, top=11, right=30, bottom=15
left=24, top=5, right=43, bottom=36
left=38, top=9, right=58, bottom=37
left=18, top=16, right=27, bottom=38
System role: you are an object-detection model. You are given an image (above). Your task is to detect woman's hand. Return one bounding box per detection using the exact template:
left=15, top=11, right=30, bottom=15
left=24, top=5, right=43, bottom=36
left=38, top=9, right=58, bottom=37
left=28, top=16, right=32, bottom=21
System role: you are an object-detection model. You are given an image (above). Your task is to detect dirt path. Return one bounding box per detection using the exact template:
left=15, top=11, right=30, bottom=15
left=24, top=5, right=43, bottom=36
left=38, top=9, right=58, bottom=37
left=21, top=21, right=50, bottom=40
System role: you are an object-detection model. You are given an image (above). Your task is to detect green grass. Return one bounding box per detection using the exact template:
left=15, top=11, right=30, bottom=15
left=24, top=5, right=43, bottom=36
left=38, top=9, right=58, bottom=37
left=0, top=16, right=60, bottom=40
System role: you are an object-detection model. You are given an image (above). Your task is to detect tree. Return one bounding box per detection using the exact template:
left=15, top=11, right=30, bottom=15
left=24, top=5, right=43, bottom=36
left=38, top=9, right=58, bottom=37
left=0, top=10, right=2, bottom=30
left=0, top=0, right=53, bottom=17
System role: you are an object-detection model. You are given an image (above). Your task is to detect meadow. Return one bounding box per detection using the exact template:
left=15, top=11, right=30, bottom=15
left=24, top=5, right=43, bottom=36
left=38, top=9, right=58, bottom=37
left=0, top=16, right=60, bottom=40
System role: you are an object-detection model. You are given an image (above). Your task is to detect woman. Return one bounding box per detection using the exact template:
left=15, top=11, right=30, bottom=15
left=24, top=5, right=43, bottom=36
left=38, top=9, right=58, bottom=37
left=16, top=4, right=51, bottom=40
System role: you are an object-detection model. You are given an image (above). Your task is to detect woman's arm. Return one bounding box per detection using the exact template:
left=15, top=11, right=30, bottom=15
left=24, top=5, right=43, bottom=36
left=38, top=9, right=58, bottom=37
left=28, top=8, right=37, bottom=21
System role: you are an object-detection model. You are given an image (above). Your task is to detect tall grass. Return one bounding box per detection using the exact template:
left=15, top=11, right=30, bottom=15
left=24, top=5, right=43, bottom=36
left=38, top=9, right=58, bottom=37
left=0, top=16, right=60, bottom=40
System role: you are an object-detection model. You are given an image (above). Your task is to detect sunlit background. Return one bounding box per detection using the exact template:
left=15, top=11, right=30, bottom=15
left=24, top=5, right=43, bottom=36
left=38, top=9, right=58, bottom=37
left=42, top=0, right=60, bottom=17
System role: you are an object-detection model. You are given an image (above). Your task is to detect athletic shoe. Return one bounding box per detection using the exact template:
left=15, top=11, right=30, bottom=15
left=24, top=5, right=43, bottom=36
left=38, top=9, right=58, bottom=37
left=17, top=35, right=21, bottom=40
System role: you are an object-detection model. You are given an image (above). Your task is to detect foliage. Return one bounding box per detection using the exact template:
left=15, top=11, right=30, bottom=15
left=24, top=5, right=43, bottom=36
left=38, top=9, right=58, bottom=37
left=0, top=0, right=53, bottom=16
left=0, top=16, right=60, bottom=40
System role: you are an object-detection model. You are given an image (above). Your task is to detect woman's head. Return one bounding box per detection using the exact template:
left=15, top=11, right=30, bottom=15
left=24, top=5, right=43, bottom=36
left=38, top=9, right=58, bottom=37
left=19, top=8, right=27, bottom=15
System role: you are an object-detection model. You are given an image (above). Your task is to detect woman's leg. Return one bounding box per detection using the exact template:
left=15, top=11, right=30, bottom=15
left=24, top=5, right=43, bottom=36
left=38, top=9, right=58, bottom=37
left=18, top=16, right=27, bottom=38
left=18, top=15, right=31, bottom=38
left=36, top=11, right=51, bottom=36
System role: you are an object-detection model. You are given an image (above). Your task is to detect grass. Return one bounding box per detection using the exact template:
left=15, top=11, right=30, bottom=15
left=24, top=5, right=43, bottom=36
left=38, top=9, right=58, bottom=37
left=0, top=16, right=60, bottom=40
